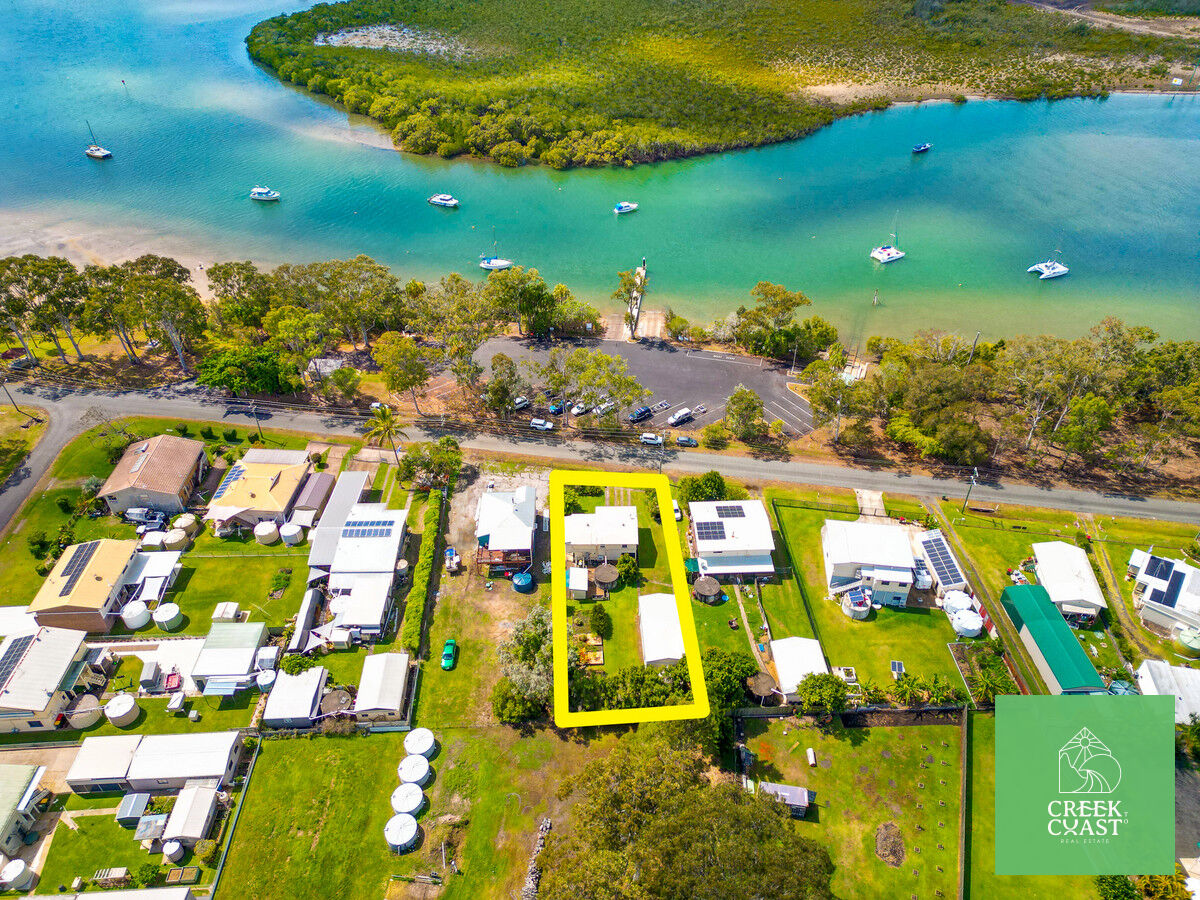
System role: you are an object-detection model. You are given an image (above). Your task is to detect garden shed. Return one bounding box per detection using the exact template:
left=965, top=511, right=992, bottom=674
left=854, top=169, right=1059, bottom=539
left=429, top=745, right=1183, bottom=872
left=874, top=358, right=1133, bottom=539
left=638, top=593, right=685, bottom=667
left=115, top=792, right=149, bottom=827
left=262, top=667, right=328, bottom=729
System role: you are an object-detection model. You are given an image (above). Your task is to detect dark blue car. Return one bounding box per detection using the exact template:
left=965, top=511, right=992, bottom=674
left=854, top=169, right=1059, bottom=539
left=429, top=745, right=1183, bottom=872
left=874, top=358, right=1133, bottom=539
left=627, top=406, right=652, bottom=424
left=549, top=401, right=564, bottom=415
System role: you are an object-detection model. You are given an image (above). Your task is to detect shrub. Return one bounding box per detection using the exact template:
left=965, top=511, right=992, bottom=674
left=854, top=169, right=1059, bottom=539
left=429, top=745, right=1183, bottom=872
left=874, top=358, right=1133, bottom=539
left=279, top=654, right=318, bottom=675
left=222, top=428, right=237, bottom=441
left=193, top=839, right=219, bottom=865
left=176, top=423, right=190, bottom=436
left=615, top=553, right=640, bottom=588
left=319, top=717, right=358, bottom=736
left=700, top=423, right=730, bottom=449
left=27, top=531, right=49, bottom=559
left=589, top=602, right=613, bottom=639
left=399, top=492, right=443, bottom=652
left=491, top=676, right=543, bottom=723
left=248, top=432, right=261, bottom=444
left=200, top=426, right=215, bottom=439
left=81, top=476, right=104, bottom=498
left=55, top=496, right=72, bottom=513
left=131, top=863, right=162, bottom=889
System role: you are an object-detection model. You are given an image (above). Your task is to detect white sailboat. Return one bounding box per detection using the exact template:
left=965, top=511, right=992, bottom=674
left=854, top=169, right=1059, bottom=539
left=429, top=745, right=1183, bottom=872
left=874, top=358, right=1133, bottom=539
left=84, top=120, right=112, bottom=159
left=870, top=232, right=905, bottom=264
left=479, top=232, right=513, bottom=270
left=1027, top=253, right=1069, bottom=279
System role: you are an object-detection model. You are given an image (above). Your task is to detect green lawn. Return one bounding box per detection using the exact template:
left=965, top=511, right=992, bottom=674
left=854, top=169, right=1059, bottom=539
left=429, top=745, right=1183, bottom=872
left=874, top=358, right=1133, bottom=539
left=0, top=407, right=45, bottom=486
left=746, top=717, right=961, bottom=900
left=153, top=556, right=307, bottom=635
left=965, top=712, right=1094, bottom=899
left=222, top=728, right=616, bottom=900
left=882, top=493, right=933, bottom=525
left=594, top=587, right=641, bottom=674
left=689, top=594, right=756, bottom=657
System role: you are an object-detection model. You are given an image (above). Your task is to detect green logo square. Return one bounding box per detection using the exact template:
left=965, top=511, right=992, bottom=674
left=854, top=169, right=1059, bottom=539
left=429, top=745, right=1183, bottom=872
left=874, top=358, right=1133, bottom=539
left=995, top=695, right=1174, bottom=875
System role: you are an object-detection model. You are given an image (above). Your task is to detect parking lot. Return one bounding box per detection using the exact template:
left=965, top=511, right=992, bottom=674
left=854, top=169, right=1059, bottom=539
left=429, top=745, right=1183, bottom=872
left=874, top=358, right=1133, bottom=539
left=474, top=336, right=814, bottom=438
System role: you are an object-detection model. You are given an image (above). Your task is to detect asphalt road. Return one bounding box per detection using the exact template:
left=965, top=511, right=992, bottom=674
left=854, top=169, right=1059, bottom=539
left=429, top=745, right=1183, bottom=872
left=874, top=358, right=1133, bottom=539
left=1, top=380, right=1197, bottom=537
left=475, top=336, right=815, bottom=437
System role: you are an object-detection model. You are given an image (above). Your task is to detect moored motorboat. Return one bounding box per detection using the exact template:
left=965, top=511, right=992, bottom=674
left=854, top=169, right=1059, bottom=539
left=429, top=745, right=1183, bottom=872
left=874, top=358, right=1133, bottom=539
left=250, top=186, right=281, bottom=201
left=428, top=193, right=459, bottom=208
left=614, top=201, right=638, bottom=214
left=1027, top=259, right=1069, bottom=279
left=912, top=142, right=933, bottom=154
left=480, top=256, right=513, bottom=271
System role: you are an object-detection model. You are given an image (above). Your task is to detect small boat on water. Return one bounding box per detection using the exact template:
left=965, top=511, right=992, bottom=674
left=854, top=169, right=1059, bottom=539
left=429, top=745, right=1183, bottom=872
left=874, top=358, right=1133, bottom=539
left=428, top=194, right=459, bottom=208
left=870, top=232, right=905, bottom=264
left=912, top=142, right=933, bottom=154
left=614, top=201, right=638, bottom=215
left=1027, top=259, right=1069, bottom=280
left=249, top=186, right=280, bottom=202
left=480, top=256, right=514, bottom=271
left=84, top=120, right=111, bottom=159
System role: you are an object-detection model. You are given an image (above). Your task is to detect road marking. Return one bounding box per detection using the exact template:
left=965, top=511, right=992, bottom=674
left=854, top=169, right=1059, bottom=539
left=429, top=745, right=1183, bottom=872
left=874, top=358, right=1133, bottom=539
left=686, top=350, right=761, bottom=368
left=771, top=392, right=814, bottom=425
left=767, top=401, right=812, bottom=435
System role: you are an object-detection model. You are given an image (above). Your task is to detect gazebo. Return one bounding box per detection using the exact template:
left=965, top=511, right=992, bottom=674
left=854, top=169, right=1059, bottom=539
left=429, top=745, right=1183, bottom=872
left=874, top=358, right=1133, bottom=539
left=746, top=671, right=780, bottom=706
left=594, top=563, right=619, bottom=597
left=693, top=576, right=722, bottom=604
left=320, top=689, right=353, bottom=716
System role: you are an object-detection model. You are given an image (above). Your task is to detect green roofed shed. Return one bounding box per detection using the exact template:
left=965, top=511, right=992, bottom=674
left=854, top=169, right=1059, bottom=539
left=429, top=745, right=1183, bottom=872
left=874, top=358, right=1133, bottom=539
left=1000, top=584, right=1104, bottom=695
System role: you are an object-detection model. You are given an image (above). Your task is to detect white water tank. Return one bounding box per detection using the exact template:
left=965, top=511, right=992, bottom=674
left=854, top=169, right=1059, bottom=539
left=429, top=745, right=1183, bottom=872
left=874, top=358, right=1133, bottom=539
left=1, top=858, right=34, bottom=891
left=122, top=600, right=151, bottom=630
left=404, top=727, right=436, bottom=759
left=162, top=840, right=184, bottom=863
left=104, top=693, right=140, bottom=727
left=256, top=670, right=277, bottom=692
left=384, top=814, right=419, bottom=853
left=141, top=531, right=167, bottom=550
left=951, top=610, right=984, bottom=638
left=253, top=521, right=280, bottom=545
left=942, top=590, right=974, bottom=614
left=280, top=523, right=304, bottom=546
left=397, top=754, right=431, bottom=786
left=163, top=528, right=190, bottom=551
left=173, top=513, right=199, bottom=535
left=390, top=782, right=425, bottom=816
left=153, top=602, right=183, bottom=631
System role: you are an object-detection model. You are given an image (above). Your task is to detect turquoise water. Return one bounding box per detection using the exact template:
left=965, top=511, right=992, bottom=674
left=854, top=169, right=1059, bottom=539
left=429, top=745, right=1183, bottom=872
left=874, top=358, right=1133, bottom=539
left=3, top=0, right=1199, bottom=340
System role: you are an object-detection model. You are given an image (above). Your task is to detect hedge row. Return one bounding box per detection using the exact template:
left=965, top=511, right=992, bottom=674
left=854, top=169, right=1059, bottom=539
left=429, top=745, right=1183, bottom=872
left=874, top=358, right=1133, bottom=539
left=399, top=492, right=443, bottom=653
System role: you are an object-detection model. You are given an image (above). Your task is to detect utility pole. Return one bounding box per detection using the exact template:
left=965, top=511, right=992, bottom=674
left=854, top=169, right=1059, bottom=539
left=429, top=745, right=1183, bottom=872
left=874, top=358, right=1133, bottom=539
left=0, top=377, right=35, bottom=421
left=959, top=466, right=979, bottom=513
left=789, top=339, right=799, bottom=378
left=250, top=402, right=263, bottom=440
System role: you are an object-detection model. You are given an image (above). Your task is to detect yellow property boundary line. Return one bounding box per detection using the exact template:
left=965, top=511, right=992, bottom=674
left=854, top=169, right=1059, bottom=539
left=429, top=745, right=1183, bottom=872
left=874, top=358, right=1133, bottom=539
left=549, top=469, right=710, bottom=727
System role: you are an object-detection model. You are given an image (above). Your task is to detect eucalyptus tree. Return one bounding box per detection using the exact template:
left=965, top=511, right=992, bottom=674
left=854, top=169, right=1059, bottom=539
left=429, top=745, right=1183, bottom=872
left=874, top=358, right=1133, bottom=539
left=0, top=256, right=36, bottom=360
left=372, top=332, right=432, bottom=414
left=206, top=260, right=272, bottom=332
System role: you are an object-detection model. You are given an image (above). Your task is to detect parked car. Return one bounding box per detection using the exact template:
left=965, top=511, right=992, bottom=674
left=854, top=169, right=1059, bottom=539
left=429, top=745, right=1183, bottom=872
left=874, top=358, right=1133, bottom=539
left=570, top=400, right=588, bottom=416
left=441, top=638, right=458, bottom=670
left=627, top=406, right=652, bottom=424
left=593, top=400, right=615, bottom=416
left=675, top=435, right=699, bottom=448
left=512, top=396, right=531, bottom=411
left=125, top=507, right=166, bottom=527
left=673, top=500, right=682, bottom=521
left=639, top=433, right=663, bottom=446
left=369, top=401, right=389, bottom=412
left=530, top=418, right=555, bottom=431
left=667, top=407, right=693, bottom=426
left=549, top=401, right=565, bottom=415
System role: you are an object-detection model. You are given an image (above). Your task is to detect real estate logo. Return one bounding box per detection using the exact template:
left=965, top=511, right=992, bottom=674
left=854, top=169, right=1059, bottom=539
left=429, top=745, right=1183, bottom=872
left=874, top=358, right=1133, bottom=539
left=995, top=695, right=1173, bottom=876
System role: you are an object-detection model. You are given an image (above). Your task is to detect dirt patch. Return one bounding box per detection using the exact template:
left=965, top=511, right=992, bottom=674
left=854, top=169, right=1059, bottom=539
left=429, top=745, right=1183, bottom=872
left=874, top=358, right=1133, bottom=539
left=875, top=821, right=906, bottom=867
left=0, top=745, right=81, bottom=793
left=1014, top=0, right=1200, bottom=37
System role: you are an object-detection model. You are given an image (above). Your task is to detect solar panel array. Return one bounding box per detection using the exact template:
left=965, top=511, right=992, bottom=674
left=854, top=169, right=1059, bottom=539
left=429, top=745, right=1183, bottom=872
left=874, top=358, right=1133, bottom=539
left=342, top=519, right=395, bottom=540
left=1163, top=570, right=1186, bottom=609
left=0, top=634, right=35, bottom=687
left=59, top=540, right=101, bottom=597
left=715, top=504, right=745, bottom=519
left=694, top=521, right=726, bottom=542
left=1146, top=556, right=1175, bottom=581
left=212, top=464, right=245, bottom=500
left=920, top=530, right=965, bottom=588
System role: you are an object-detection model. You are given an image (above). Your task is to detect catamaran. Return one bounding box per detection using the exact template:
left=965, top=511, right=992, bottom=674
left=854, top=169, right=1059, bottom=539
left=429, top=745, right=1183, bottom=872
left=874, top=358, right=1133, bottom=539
left=428, top=194, right=459, bottom=208
left=870, top=232, right=905, bottom=263
left=1027, top=258, right=1069, bottom=279
left=249, top=186, right=281, bottom=201
left=85, top=120, right=112, bottom=159
left=614, top=201, right=638, bottom=215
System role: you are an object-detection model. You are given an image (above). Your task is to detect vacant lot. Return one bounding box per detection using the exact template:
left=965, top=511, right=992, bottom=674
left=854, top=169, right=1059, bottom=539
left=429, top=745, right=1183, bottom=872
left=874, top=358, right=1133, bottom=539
left=746, top=716, right=961, bottom=900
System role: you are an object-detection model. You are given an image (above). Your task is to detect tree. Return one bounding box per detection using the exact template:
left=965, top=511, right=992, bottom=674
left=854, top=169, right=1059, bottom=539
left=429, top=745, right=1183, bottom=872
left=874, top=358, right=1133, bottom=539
left=589, top=602, right=612, bottom=639
left=664, top=308, right=689, bottom=340
left=398, top=436, right=462, bottom=486
left=327, top=255, right=396, bottom=348
left=1056, top=392, right=1115, bottom=467
left=373, top=332, right=432, bottom=414
left=491, top=675, right=544, bottom=723
left=700, top=423, right=729, bottom=449
left=497, top=606, right=554, bottom=707
left=794, top=672, right=849, bottom=716
left=263, top=305, right=327, bottom=389
left=426, top=274, right=502, bottom=391
left=364, top=405, right=406, bottom=465
left=1094, top=876, right=1138, bottom=900
left=24, top=256, right=87, bottom=362
left=733, top=281, right=812, bottom=351
left=482, top=353, right=526, bottom=414
left=82, top=264, right=143, bottom=363
left=0, top=257, right=36, bottom=360
left=677, top=470, right=727, bottom=505
left=196, top=346, right=287, bottom=395
left=615, top=553, right=640, bottom=587
left=133, top=275, right=206, bottom=373
left=724, top=385, right=764, bottom=440
left=611, top=269, right=642, bottom=335
left=566, top=347, right=648, bottom=412
left=279, top=654, right=318, bottom=675
left=319, top=365, right=361, bottom=403
left=207, top=260, right=272, bottom=330
left=889, top=673, right=925, bottom=706
left=131, top=863, right=162, bottom=889
left=483, top=266, right=558, bottom=335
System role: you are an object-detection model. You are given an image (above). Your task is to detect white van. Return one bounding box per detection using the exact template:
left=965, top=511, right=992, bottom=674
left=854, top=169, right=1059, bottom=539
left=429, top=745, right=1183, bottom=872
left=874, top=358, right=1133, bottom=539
left=672, top=500, right=682, bottom=521
left=668, top=407, right=692, bottom=426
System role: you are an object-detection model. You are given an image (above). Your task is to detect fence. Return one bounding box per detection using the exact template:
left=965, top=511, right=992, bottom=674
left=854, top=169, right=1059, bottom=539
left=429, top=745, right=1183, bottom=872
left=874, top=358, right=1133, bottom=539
left=207, top=733, right=261, bottom=899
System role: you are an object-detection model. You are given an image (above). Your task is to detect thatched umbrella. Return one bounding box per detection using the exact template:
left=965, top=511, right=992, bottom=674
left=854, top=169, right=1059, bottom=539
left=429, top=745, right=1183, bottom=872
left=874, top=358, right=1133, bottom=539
left=594, top=563, right=619, bottom=589
left=320, top=689, right=353, bottom=715
left=693, top=576, right=721, bottom=603
left=746, top=671, right=779, bottom=704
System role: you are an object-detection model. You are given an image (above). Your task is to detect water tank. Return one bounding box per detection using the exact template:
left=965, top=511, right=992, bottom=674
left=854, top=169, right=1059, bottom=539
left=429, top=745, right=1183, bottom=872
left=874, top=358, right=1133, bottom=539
left=403, top=727, right=436, bottom=759
left=163, top=528, right=190, bottom=551
left=253, top=521, right=280, bottom=545
left=173, top=513, right=199, bottom=535
left=950, top=610, right=984, bottom=638
left=397, top=754, right=431, bottom=786
left=390, top=782, right=425, bottom=816
left=1, top=858, right=34, bottom=891
left=162, top=840, right=184, bottom=863
left=1177, top=628, right=1200, bottom=660
left=384, top=813, right=419, bottom=853
left=512, top=572, right=533, bottom=594
left=66, top=694, right=103, bottom=729
left=121, top=600, right=151, bottom=630
left=104, top=693, right=140, bottom=727
left=395, top=559, right=410, bottom=581
left=153, top=602, right=183, bottom=632
left=942, top=590, right=974, bottom=614
left=280, top=523, right=304, bottom=546
left=256, top=670, right=277, bottom=692
left=140, top=531, right=167, bottom=550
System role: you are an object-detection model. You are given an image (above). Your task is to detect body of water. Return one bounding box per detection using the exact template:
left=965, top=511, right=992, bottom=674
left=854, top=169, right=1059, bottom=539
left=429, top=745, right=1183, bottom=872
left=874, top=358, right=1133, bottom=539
left=3, top=0, right=1199, bottom=341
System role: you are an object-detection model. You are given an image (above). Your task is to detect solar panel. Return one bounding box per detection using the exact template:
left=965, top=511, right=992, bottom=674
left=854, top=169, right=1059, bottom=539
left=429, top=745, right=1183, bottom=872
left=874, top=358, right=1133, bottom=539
left=694, top=521, right=726, bottom=541
left=920, top=531, right=964, bottom=588
left=715, top=505, right=745, bottom=519
left=1149, top=588, right=1166, bottom=606
left=1163, top=570, right=1186, bottom=609
left=0, top=634, right=35, bottom=686
left=212, top=464, right=244, bottom=500
left=1145, top=555, right=1175, bottom=581
left=59, top=540, right=101, bottom=597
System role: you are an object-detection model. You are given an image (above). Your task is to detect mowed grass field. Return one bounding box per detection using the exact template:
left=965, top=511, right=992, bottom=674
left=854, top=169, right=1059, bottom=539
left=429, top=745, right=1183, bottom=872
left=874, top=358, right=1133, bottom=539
left=746, top=717, right=961, bottom=900
left=223, top=728, right=617, bottom=900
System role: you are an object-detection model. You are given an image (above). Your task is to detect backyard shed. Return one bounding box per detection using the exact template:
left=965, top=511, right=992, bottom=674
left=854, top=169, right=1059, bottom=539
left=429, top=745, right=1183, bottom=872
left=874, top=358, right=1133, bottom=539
left=1000, top=585, right=1104, bottom=695
left=638, top=593, right=686, bottom=667
left=115, top=792, right=149, bottom=827
left=594, top=563, right=619, bottom=595
left=770, top=637, right=829, bottom=704
left=692, top=576, right=721, bottom=603
left=353, top=653, right=410, bottom=721
left=163, top=785, right=219, bottom=846
left=568, top=567, right=588, bottom=600
left=262, top=667, right=328, bottom=729
left=190, top=622, right=268, bottom=691
left=1032, top=541, right=1108, bottom=625
left=757, top=781, right=815, bottom=818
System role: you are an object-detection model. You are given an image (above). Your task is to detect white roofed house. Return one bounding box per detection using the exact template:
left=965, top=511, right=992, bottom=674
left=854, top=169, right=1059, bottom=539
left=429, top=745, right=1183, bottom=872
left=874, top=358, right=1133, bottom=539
left=564, top=506, right=638, bottom=565
left=688, top=500, right=775, bottom=581
left=323, top=504, right=407, bottom=639
left=638, top=593, right=685, bottom=667
left=67, top=732, right=243, bottom=793
left=262, top=667, right=328, bottom=729
left=475, top=485, right=537, bottom=575
left=1127, top=549, right=1200, bottom=636
left=1031, top=541, right=1108, bottom=626
left=0, top=626, right=100, bottom=734
left=353, top=652, right=411, bottom=722
left=189, top=622, right=268, bottom=694
left=820, top=520, right=916, bottom=608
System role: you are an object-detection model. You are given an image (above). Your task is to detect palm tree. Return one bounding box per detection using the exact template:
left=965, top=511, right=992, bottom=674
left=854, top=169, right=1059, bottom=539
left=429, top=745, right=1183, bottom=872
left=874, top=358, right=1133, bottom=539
left=889, top=674, right=924, bottom=707
left=364, top=406, right=405, bottom=465
left=925, top=674, right=959, bottom=706
left=968, top=668, right=1010, bottom=705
